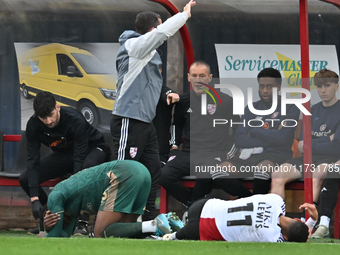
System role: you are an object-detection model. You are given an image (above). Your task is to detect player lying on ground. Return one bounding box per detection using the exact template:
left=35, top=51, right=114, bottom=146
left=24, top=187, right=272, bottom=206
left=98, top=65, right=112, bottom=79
left=39, top=160, right=183, bottom=238
left=162, top=194, right=317, bottom=242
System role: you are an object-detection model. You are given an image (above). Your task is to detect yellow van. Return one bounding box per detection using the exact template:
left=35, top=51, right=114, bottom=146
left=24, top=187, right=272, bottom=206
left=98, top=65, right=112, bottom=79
left=18, top=43, right=116, bottom=127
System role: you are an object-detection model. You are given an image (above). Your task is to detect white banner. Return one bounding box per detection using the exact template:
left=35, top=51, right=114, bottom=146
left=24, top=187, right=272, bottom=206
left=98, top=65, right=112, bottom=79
left=215, top=44, right=340, bottom=105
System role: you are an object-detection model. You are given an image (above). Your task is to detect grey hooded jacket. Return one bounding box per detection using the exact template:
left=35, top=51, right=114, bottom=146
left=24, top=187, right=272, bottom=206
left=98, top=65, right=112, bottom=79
left=113, top=12, right=189, bottom=123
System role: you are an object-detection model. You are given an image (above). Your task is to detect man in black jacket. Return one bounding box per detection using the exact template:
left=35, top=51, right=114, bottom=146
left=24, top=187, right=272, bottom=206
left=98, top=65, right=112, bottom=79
left=19, top=91, right=111, bottom=233
left=159, top=60, right=239, bottom=206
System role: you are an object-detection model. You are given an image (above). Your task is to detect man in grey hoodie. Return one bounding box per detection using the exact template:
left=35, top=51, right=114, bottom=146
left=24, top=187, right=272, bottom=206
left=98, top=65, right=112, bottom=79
left=110, top=1, right=196, bottom=220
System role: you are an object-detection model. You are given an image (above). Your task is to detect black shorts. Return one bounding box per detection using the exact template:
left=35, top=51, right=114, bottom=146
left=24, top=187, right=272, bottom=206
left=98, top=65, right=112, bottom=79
left=176, top=198, right=209, bottom=240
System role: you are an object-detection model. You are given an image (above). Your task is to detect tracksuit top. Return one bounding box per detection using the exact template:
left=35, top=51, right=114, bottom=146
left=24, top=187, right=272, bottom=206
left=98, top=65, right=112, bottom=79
left=300, top=100, right=340, bottom=157
left=113, top=12, right=189, bottom=123
left=235, top=99, right=300, bottom=161
left=170, top=90, right=240, bottom=156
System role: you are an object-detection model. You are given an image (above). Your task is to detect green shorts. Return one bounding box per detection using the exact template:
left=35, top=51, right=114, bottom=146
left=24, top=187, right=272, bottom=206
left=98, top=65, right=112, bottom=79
left=99, top=162, right=151, bottom=215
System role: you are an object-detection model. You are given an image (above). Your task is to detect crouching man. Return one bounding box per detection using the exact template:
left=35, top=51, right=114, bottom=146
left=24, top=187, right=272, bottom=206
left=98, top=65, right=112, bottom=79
left=40, top=160, right=182, bottom=238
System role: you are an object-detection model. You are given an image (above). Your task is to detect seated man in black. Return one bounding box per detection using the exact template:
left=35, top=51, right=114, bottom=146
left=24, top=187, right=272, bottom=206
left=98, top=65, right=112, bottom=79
left=213, top=68, right=299, bottom=197
left=159, top=60, right=239, bottom=207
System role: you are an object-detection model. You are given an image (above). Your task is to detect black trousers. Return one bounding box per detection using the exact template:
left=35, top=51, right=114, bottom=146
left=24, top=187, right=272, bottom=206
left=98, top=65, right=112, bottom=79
left=159, top=150, right=191, bottom=206
left=110, top=116, right=161, bottom=221
left=176, top=198, right=209, bottom=240
left=320, top=170, right=340, bottom=218
left=19, top=145, right=110, bottom=205
left=160, top=149, right=228, bottom=206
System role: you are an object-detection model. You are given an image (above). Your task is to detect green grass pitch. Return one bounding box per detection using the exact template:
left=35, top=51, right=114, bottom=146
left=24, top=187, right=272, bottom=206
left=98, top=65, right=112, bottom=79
left=1, top=230, right=340, bottom=255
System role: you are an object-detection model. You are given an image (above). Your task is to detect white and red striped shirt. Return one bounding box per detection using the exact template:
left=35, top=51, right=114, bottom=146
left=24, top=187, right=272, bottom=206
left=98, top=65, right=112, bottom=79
left=200, top=194, right=286, bottom=242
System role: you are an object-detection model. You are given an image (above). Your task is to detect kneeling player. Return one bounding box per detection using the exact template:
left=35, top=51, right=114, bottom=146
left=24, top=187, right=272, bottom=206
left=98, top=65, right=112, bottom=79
left=41, top=160, right=180, bottom=238
left=163, top=194, right=317, bottom=242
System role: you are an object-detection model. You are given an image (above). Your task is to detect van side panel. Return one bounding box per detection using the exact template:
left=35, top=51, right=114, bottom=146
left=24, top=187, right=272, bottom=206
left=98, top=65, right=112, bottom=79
left=18, top=43, right=116, bottom=126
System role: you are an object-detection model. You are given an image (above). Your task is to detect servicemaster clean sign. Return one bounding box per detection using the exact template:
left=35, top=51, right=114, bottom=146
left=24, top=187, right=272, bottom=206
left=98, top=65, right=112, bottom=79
left=215, top=44, right=340, bottom=104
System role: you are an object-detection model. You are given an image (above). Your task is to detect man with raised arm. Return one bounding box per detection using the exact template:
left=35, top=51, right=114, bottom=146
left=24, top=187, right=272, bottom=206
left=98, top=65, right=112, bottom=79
left=110, top=0, right=196, bottom=220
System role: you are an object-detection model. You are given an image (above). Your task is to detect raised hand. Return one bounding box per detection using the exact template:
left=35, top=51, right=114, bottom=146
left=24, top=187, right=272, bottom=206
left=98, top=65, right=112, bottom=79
left=183, top=0, right=196, bottom=18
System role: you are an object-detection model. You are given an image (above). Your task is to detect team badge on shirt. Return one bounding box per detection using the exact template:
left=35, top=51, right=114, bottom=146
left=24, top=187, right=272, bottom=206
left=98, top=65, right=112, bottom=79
left=168, top=155, right=176, bottom=162
left=320, top=124, right=326, bottom=131
left=208, top=104, right=216, bottom=115
left=271, top=112, right=279, bottom=118
left=130, top=147, right=138, bottom=158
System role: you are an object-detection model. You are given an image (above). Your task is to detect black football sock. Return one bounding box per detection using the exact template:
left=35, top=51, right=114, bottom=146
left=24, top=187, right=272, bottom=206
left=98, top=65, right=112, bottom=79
left=320, top=178, right=339, bottom=219
left=102, top=222, right=143, bottom=238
